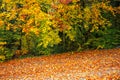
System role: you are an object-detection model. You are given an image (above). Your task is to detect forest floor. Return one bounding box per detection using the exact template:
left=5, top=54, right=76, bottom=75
left=0, top=48, right=120, bottom=80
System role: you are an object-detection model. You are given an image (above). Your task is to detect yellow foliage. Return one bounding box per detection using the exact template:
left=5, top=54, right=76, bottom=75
left=30, top=27, right=40, bottom=35
left=72, top=0, right=79, bottom=3
left=0, top=20, right=4, bottom=26
left=0, top=55, right=5, bottom=60
left=41, top=30, right=61, bottom=48
left=0, top=0, right=115, bottom=50
left=21, top=49, right=28, bottom=55
left=2, top=0, right=11, bottom=3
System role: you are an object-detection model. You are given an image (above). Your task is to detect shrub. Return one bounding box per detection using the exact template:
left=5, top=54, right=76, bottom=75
left=0, top=47, right=14, bottom=62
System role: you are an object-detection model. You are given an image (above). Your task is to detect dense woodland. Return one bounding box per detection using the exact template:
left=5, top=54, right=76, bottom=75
left=0, top=0, right=120, bottom=62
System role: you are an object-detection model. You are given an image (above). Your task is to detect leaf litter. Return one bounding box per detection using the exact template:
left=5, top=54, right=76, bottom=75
left=0, top=48, right=120, bottom=80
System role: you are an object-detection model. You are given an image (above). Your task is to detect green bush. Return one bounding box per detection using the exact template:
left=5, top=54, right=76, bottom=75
left=0, top=47, right=14, bottom=62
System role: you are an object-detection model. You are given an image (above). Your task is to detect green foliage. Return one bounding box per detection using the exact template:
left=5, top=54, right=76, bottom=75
left=0, top=47, right=14, bottom=62
left=0, top=0, right=119, bottom=61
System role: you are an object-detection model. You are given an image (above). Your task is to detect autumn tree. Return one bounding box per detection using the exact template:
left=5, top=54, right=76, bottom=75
left=0, top=0, right=118, bottom=61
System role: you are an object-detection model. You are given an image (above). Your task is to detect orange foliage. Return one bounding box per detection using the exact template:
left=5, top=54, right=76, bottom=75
left=59, top=0, right=72, bottom=4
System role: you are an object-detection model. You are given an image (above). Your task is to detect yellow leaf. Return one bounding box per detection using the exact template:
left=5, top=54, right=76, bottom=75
left=0, top=55, right=5, bottom=60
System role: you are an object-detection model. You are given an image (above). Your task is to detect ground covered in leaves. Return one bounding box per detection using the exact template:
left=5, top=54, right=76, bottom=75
left=0, top=48, right=120, bottom=80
